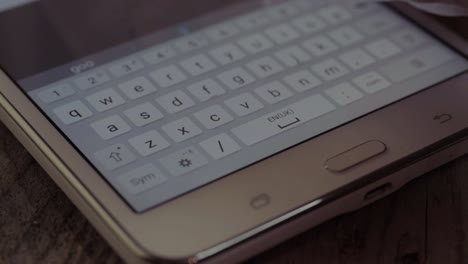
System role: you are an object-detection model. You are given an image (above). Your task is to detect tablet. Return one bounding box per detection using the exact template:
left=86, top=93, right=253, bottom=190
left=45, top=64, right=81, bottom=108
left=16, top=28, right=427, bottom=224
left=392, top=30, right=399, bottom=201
left=0, top=1, right=467, bottom=263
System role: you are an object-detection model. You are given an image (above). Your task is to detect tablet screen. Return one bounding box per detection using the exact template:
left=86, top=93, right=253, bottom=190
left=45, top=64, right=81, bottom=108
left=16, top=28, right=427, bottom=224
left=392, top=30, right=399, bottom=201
left=1, top=0, right=467, bottom=212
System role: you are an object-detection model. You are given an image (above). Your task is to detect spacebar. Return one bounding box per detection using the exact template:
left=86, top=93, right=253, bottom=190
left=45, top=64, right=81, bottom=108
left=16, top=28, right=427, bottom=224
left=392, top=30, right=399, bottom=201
left=232, top=94, right=336, bottom=146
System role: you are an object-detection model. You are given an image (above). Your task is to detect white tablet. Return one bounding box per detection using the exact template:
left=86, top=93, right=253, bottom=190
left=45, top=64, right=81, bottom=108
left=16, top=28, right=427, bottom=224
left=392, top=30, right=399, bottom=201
left=0, top=1, right=467, bottom=263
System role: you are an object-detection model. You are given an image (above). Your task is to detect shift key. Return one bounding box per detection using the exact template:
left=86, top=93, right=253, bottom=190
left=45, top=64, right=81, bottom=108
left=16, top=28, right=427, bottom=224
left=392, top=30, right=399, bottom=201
left=232, top=94, right=335, bottom=145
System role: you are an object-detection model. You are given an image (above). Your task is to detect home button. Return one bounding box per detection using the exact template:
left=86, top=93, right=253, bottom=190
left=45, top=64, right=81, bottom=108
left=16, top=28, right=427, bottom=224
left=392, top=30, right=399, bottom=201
left=325, top=140, right=387, bottom=172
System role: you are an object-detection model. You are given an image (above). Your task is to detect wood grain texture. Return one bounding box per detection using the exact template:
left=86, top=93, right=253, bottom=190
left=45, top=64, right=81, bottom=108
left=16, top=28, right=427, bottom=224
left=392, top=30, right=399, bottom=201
left=1, top=118, right=468, bottom=264
left=1, top=13, right=468, bottom=264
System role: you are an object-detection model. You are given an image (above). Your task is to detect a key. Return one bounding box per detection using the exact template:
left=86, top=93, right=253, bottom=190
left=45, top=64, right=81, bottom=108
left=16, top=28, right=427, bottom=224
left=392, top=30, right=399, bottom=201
left=94, top=143, right=136, bottom=170
left=194, top=105, right=234, bottom=129
left=311, top=59, right=349, bottom=81
left=141, top=45, right=176, bottom=65
left=205, top=22, right=240, bottom=41
left=236, top=11, right=270, bottom=30
left=210, top=43, right=246, bottom=65
left=356, top=12, right=400, bottom=35
left=353, top=72, right=391, bottom=94
left=175, top=33, right=208, bottom=52
left=324, top=83, right=363, bottom=106
left=37, top=84, right=75, bottom=104
left=292, top=14, right=327, bottom=34
left=284, top=70, right=322, bottom=93
left=109, top=57, right=144, bottom=77
left=318, top=6, right=352, bottom=25
left=199, top=133, right=241, bottom=160
left=118, top=77, right=157, bottom=100
left=53, top=100, right=93, bottom=125
left=150, top=65, right=187, bottom=88
left=275, top=46, right=311, bottom=67
left=381, top=46, right=453, bottom=82
left=128, top=130, right=170, bottom=156
left=247, top=56, right=284, bottom=79
left=265, top=24, right=300, bottom=45
left=329, top=26, right=364, bottom=47
left=187, top=79, right=226, bottom=102
left=159, top=146, right=208, bottom=176
left=116, top=164, right=167, bottom=194
left=365, top=39, right=401, bottom=59
left=91, top=115, right=131, bottom=140
left=254, top=81, right=293, bottom=104
left=303, top=36, right=338, bottom=57
left=238, top=33, right=274, bottom=54
left=224, top=93, right=264, bottom=117
left=124, top=102, right=164, bottom=127
left=217, top=67, right=256, bottom=89
left=180, top=54, right=217, bottom=76
left=232, top=94, right=335, bottom=145
left=339, top=49, right=376, bottom=70
left=162, top=117, right=202, bottom=143
left=156, top=90, right=195, bottom=114
left=267, top=3, right=299, bottom=20
left=86, top=88, right=125, bottom=112
left=74, top=70, right=110, bottom=90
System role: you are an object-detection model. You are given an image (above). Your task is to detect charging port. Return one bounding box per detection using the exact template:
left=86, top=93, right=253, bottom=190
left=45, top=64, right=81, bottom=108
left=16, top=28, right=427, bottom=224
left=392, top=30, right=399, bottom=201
left=364, top=183, right=393, bottom=201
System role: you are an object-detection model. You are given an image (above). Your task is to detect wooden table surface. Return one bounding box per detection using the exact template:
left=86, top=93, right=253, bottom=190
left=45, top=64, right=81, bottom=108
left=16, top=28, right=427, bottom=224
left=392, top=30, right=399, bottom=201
left=1, top=14, right=468, bottom=264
